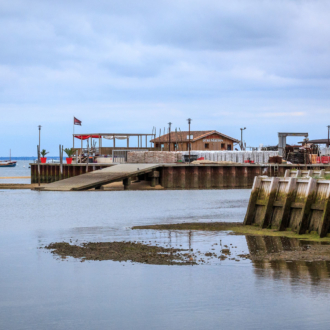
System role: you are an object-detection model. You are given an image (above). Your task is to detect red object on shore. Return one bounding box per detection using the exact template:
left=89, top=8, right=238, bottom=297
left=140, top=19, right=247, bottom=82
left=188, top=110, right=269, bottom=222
left=40, top=157, right=47, bottom=163
left=244, top=160, right=250, bottom=163
left=66, top=157, right=73, bottom=164
left=317, top=157, right=321, bottom=163
left=321, top=156, right=330, bottom=164
left=197, top=157, right=205, bottom=160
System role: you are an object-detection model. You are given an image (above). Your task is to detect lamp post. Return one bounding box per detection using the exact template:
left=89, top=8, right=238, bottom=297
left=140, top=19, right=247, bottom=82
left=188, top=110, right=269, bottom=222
left=168, top=122, right=172, bottom=151
left=240, top=127, right=246, bottom=151
left=38, top=125, right=41, bottom=186
left=327, top=125, right=330, bottom=148
left=187, top=118, right=192, bottom=162
left=38, top=125, right=41, bottom=154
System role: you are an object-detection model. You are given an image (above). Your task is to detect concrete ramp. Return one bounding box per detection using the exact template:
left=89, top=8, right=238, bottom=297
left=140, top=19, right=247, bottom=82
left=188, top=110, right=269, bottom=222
left=38, top=164, right=160, bottom=191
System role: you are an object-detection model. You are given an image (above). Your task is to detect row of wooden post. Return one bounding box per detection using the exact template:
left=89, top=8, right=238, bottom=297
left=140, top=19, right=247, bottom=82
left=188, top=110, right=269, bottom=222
left=244, top=176, right=330, bottom=237
left=37, top=145, right=64, bottom=186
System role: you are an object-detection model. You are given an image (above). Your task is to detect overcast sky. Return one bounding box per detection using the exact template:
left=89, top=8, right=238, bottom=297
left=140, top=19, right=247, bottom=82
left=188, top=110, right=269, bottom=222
left=1, top=0, right=330, bottom=155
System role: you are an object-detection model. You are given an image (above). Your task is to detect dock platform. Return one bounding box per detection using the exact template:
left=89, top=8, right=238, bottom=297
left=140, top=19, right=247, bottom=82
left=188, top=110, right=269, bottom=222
left=35, top=164, right=159, bottom=191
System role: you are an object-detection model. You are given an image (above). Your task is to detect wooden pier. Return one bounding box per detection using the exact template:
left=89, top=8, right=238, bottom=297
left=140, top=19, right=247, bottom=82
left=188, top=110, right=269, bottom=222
left=31, top=163, right=330, bottom=191
left=35, top=164, right=159, bottom=191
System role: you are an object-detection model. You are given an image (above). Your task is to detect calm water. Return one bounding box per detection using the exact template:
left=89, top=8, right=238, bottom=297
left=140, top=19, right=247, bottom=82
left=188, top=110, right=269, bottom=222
left=0, top=160, right=32, bottom=184
left=1, top=189, right=330, bottom=330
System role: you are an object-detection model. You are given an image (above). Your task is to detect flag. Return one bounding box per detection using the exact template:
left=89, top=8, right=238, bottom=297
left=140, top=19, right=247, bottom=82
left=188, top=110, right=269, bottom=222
left=74, top=117, right=82, bottom=126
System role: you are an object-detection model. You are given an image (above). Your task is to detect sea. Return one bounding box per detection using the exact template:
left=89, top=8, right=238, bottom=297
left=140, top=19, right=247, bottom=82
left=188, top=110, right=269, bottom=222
left=1, top=160, right=330, bottom=329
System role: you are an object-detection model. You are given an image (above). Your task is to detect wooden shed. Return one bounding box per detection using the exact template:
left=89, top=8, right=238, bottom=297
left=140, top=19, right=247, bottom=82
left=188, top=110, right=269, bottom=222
left=150, top=130, right=240, bottom=151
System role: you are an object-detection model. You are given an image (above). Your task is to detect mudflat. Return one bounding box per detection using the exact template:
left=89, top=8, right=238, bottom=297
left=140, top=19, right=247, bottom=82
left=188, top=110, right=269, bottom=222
left=44, top=241, right=196, bottom=265
left=44, top=222, right=330, bottom=264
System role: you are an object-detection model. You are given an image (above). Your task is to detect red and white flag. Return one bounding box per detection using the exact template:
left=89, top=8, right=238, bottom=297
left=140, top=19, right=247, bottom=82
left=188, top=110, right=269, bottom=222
left=74, top=117, right=82, bottom=126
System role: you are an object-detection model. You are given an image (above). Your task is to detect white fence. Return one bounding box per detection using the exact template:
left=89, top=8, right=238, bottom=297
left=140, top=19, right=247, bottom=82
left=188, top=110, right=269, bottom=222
left=181, top=151, right=278, bottom=164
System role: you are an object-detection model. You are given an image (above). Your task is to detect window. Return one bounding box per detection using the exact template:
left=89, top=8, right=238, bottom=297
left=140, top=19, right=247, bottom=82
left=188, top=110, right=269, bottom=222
left=221, top=143, right=225, bottom=149
left=205, top=143, right=209, bottom=149
left=227, top=144, right=232, bottom=150
left=187, top=143, right=192, bottom=151
left=186, top=135, right=194, bottom=139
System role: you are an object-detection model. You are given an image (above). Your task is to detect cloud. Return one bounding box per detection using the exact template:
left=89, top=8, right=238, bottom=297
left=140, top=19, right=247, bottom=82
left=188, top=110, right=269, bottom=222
left=1, top=0, right=330, bottom=154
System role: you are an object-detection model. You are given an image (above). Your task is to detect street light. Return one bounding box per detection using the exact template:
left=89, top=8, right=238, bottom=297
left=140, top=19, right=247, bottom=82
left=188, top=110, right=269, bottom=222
left=38, top=125, right=42, bottom=152
left=327, top=125, right=330, bottom=148
left=168, top=122, right=172, bottom=151
left=38, top=125, right=42, bottom=186
left=240, top=127, right=246, bottom=151
left=187, top=118, right=192, bottom=162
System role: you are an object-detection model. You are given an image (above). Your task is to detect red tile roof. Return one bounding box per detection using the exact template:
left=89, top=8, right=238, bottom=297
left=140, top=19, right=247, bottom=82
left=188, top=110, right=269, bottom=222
left=150, top=130, right=239, bottom=143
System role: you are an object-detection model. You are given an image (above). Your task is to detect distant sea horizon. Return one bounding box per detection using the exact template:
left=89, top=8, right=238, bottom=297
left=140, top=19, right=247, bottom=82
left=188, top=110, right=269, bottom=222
left=0, top=157, right=60, bottom=160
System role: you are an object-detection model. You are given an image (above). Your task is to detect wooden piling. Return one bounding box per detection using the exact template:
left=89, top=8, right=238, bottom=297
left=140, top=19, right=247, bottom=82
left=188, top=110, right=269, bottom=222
left=260, top=177, right=280, bottom=228
left=244, top=176, right=263, bottom=225
left=318, top=183, right=330, bottom=237
left=277, top=178, right=297, bottom=231
left=296, top=178, right=317, bottom=234
left=123, top=177, right=131, bottom=190
left=244, top=176, right=330, bottom=237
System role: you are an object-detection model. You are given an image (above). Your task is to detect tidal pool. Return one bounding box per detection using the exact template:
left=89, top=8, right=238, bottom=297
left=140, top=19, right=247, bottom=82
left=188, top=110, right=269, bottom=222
left=1, top=189, right=330, bottom=330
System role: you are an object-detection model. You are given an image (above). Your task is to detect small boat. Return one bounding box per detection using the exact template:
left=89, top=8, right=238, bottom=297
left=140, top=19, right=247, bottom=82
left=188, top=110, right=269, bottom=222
left=0, top=149, right=17, bottom=167
left=0, top=160, right=17, bottom=167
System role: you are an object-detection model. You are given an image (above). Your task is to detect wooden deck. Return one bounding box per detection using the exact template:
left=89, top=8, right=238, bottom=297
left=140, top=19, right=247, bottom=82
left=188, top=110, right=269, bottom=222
left=35, top=164, right=159, bottom=191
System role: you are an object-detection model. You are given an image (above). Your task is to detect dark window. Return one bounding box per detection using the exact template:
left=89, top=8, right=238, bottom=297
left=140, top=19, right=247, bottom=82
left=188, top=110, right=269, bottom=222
left=205, top=143, right=209, bottom=149
left=227, top=144, right=232, bottom=150
left=221, top=143, right=225, bottom=149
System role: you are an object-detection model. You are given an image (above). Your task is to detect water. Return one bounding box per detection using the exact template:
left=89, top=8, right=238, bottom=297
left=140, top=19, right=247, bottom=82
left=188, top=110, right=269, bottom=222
left=0, top=160, right=32, bottom=184
left=1, top=189, right=330, bottom=330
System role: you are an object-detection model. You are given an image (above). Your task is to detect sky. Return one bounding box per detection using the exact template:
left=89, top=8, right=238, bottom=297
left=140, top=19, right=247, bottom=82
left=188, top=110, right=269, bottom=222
left=1, top=0, right=330, bottom=156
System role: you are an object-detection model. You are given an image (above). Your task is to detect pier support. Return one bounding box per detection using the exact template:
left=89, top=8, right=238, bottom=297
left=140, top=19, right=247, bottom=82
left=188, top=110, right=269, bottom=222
left=123, top=177, right=131, bottom=190
left=148, top=171, right=160, bottom=187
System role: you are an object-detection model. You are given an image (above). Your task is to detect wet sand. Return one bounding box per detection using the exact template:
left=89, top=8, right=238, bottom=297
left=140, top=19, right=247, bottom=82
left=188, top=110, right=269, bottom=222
left=0, top=176, right=30, bottom=179
left=0, top=183, right=41, bottom=189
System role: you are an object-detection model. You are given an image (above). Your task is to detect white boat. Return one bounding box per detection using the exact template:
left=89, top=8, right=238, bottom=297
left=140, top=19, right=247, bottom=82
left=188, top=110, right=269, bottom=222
left=0, top=160, right=17, bottom=167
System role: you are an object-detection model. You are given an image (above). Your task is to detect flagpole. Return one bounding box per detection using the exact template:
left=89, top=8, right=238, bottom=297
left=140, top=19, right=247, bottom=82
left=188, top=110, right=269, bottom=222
left=73, top=116, right=75, bottom=149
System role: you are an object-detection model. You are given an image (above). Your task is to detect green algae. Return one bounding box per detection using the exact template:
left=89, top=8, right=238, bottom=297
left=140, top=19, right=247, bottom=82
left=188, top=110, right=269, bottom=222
left=132, top=222, right=330, bottom=243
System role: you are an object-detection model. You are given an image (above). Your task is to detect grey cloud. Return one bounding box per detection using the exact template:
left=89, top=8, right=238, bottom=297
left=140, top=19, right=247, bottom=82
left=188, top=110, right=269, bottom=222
left=1, top=0, right=330, bottom=154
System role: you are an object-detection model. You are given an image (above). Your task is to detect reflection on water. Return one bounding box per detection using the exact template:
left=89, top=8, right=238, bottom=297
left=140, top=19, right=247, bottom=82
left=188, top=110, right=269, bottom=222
left=1, top=189, right=330, bottom=329
left=246, top=236, right=330, bottom=290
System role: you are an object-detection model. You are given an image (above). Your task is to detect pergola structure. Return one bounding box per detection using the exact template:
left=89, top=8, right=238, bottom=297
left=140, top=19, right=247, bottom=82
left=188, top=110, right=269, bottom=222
left=73, top=133, right=156, bottom=152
